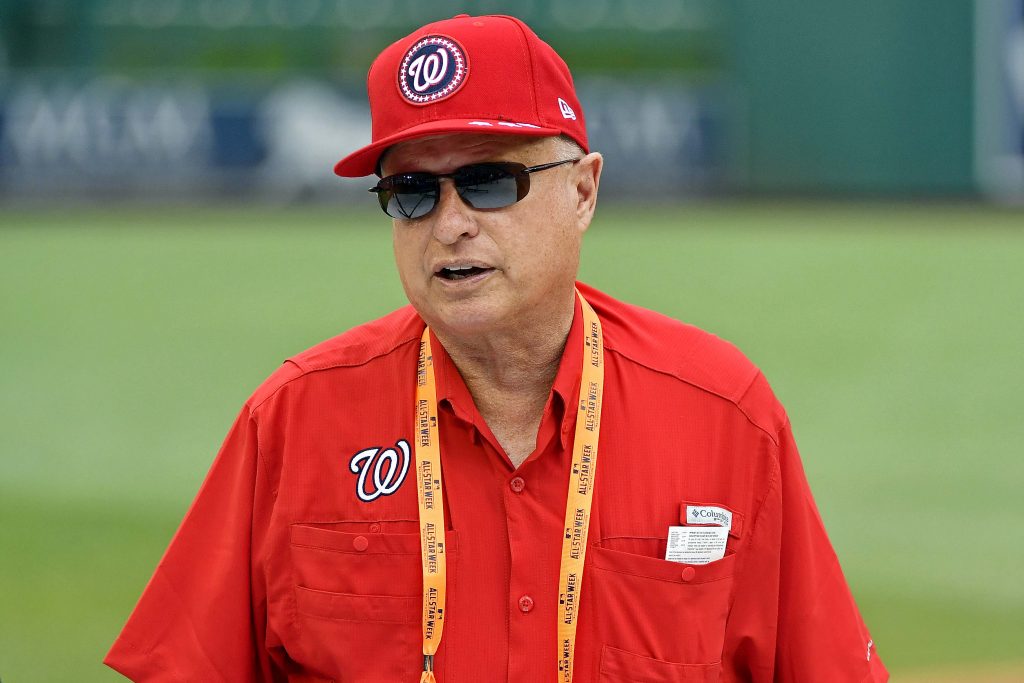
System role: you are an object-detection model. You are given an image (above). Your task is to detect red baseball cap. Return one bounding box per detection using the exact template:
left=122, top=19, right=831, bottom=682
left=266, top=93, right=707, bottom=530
left=333, top=14, right=589, bottom=178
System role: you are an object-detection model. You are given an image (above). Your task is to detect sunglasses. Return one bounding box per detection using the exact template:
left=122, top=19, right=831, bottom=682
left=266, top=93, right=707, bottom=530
left=369, top=158, right=581, bottom=219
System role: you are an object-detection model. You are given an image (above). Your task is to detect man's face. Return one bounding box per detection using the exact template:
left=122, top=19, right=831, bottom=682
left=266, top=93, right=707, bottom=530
left=382, top=134, right=594, bottom=340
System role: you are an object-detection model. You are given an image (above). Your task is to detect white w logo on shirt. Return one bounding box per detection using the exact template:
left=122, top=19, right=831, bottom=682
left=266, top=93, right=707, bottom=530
left=349, top=440, right=411, bottom=502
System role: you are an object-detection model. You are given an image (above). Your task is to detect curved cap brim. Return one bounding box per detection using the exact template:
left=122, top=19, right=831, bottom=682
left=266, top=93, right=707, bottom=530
left=334, top=118, right=563, bottom=177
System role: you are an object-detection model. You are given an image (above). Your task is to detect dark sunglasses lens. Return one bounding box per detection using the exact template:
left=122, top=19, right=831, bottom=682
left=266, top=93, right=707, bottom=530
left=454, top=164, right=522, bottom=210
left=379, top=175, right=438, bottom=219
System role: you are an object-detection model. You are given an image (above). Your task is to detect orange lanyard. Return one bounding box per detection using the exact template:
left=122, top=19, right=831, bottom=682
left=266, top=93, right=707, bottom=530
left=414, top=323, right=448, bottom=683
left=414, top=290, right=604, bottom=683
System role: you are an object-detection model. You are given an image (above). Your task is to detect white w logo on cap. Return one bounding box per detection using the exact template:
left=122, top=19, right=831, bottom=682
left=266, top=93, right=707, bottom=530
left=409, top=48, right=450, bottom=93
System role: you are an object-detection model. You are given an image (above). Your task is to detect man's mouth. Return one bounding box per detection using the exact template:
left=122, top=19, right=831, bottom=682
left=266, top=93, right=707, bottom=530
left=436, top=265, right=492, bottom=281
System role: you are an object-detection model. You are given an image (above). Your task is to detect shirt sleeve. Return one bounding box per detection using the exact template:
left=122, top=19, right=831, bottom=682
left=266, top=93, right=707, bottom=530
left=723, top=414, right=889, bottom=683
left=104, top=404, right=282, bottom=682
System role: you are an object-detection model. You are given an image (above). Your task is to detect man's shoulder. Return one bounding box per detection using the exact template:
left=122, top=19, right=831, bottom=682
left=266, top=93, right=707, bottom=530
left=581, top=283, right=786, bottom=438
left=247, top=305, right=422, bottom=409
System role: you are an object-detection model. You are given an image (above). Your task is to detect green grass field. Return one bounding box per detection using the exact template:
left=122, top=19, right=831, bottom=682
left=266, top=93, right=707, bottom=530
left=2, top=202, right=1022, bottom=681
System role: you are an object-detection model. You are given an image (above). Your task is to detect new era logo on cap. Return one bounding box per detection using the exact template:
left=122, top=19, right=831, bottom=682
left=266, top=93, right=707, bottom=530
left=558, top=98, right=576, bottom=120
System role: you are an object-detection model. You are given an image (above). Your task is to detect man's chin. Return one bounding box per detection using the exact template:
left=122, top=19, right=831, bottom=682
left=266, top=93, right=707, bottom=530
left=417, top=300, right=511, bottom=340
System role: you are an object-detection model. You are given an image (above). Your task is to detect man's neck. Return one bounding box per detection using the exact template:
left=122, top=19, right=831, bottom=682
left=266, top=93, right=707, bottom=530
left=432, top=295, right=575, bottom=466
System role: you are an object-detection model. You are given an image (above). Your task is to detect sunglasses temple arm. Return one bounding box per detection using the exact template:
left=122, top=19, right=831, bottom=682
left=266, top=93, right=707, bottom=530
left=523, top=158, right=582, bottom=174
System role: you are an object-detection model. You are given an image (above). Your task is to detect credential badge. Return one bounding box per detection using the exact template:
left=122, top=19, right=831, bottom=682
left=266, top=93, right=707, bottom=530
left=349, top=439, right=411, bottom=502
left=398, top=35, right=469, bottom=105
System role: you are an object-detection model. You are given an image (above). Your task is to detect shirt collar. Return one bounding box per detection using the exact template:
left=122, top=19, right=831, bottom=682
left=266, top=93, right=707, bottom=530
left=430, top=293, right=584, bottom=450
left=550, top=293, right=584, bottom=447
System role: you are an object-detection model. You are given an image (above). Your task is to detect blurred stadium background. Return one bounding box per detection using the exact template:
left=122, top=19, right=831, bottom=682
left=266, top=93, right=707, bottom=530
left=1, top=1, right=1022, bottom=681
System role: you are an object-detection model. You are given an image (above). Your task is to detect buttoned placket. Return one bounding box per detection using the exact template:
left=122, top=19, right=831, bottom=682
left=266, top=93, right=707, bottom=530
left=505, top=461, right=541, bottom=678
left=429, top=302, right=585, bottom=681
left=503, top=389, right=572, bottom=681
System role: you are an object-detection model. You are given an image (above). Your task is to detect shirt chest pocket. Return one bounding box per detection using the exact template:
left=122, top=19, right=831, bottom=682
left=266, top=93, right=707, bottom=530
left=288, top=522, right=458, bottom=682
left=585, top=542, right=736, bottom=681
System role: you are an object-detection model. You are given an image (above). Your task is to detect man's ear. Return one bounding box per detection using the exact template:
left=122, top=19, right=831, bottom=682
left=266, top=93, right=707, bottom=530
left=574, top=152, right=603, bottom=233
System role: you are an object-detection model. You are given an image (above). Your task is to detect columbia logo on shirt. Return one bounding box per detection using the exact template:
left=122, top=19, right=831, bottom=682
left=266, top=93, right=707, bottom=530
left=687, top=505, right=733, bottom=530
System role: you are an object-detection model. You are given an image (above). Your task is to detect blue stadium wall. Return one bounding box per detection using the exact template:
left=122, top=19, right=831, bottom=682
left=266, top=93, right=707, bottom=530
left=0, top=0, right=1019, bottom=200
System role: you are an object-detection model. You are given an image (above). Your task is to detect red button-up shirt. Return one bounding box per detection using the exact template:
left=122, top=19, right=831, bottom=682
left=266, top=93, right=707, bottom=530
left=106, top=283, right=888, bottom=682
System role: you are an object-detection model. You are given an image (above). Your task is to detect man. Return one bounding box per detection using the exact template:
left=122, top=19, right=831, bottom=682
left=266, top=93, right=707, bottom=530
left=106, top=14, right=888, bottom=683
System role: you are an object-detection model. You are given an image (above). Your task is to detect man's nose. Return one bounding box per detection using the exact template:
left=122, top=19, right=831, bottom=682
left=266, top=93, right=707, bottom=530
left=430, top=179, right=480, bottom=245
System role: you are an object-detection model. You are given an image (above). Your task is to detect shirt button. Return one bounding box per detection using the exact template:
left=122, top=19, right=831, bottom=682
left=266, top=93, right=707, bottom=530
left=681, top=566, right=696, bottom=582
left=509, top=476, right=526, bottom=493
left=369, top=523, right=381, bottom=533
left=518, top=595, right=535, bottom=613
left=353, top=535, right=369, bottom=552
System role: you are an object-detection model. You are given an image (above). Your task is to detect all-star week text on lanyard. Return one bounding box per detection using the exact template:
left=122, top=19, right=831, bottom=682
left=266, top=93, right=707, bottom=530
left=414, top=290, right=605, bottom=683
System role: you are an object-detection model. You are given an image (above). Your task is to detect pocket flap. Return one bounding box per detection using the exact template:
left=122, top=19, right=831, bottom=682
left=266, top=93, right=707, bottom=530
left=590, top=544, right=736, bottom=584
left=290, top=523, right=458, bottom=555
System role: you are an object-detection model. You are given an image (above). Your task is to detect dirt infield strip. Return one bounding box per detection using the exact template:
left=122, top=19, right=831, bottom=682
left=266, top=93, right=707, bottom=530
left=899, top=663, right=1024, bottom=682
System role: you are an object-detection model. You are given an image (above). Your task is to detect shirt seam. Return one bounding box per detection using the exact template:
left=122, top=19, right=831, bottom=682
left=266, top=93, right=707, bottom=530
left=603, top=344, right=778, bottom=445
left=248, top=407, right=278, bottom=502
left=735, top=369, right=781, bottom=447
left=248, top=334, right=422, bottom=414
left=728, top=424, right=783, bottom=613
left=745, top=419, right=785, bottom=547
left=296, top=611, right=418, bottom=625
left=508, top=17, right=542, bottom=123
